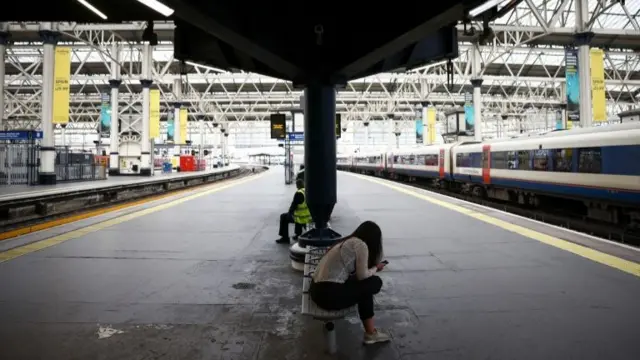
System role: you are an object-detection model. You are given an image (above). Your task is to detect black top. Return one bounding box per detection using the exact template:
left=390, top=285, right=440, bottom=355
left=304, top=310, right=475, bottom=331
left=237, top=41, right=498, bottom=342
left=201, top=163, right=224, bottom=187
left=288, top=190, right=305, bottom=215
left=296, top=170, right=304, bottom=181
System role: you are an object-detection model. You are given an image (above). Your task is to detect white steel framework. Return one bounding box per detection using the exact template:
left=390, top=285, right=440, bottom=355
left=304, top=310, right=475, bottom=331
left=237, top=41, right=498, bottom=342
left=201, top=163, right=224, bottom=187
left=1, top=0, right=639, bottom=147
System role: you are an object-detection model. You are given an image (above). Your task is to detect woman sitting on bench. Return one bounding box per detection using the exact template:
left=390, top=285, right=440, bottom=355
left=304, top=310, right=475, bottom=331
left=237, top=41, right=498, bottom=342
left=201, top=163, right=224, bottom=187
left=309, top=220, right=390, bottom=345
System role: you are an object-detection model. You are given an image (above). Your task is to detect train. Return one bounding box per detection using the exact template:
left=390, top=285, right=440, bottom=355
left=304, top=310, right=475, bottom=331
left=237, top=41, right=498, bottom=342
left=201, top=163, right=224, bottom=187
left=337, top=122, right=640, bottom=228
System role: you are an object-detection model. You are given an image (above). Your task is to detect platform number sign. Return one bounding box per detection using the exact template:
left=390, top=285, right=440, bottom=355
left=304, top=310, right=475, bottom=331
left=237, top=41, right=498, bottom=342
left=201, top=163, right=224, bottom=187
left=270, top=113, right=286, bottom=139
left=335, top=113, right=341, bottom=139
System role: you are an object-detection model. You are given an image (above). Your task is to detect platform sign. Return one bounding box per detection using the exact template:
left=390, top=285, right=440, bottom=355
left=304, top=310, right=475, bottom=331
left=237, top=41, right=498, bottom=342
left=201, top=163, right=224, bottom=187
left=270, top=113, right=286, bottom=139
left=288, top=132, right=304, bottom=141
left=0, top=131, right=43, bottom=140
left=336, top=113, right=341, bottom=139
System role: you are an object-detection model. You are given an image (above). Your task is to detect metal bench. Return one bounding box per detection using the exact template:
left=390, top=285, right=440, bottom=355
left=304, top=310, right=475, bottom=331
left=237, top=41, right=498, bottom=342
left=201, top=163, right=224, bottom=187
left=301, top=246, right=357, bottom=354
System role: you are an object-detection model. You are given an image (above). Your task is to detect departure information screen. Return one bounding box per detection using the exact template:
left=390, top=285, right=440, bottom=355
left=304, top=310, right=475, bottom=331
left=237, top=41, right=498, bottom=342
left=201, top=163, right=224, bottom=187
left=270, top=113, right=286, bottom=139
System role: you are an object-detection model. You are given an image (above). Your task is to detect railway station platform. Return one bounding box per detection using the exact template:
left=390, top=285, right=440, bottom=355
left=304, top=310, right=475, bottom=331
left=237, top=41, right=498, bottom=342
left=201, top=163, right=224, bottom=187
left=0, top=167, right=638, bottom=360
left=0, top=165, right=241, bottom=202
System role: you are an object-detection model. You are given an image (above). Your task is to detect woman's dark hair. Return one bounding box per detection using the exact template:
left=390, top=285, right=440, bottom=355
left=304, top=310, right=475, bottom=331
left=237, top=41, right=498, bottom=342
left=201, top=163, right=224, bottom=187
left=349, top=220, right=383, bottom=268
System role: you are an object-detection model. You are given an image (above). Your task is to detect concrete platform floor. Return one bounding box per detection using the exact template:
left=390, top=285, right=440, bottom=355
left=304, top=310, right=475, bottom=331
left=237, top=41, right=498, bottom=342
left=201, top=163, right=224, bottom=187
left=0, top=168, right=638, bottom=360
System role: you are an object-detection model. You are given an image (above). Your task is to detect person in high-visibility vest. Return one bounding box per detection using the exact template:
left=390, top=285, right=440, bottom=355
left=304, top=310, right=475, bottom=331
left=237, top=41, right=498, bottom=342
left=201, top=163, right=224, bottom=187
left=277, top=179, right=312, bottom=244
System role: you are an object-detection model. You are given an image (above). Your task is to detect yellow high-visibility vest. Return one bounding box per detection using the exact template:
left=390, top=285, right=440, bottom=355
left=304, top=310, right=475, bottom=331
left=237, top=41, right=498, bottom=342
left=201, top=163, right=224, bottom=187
left=293, top=189, right=312, bottom=224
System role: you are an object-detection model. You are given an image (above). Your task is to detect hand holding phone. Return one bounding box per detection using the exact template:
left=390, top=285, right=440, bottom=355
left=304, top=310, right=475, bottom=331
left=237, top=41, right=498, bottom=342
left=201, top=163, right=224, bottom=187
left=376, top=260, right=389, bottom=271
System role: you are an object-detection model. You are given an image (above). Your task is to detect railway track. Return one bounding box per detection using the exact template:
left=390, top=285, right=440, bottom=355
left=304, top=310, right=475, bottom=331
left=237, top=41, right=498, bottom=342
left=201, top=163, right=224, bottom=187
left=353, top=171, right=640, bottom=248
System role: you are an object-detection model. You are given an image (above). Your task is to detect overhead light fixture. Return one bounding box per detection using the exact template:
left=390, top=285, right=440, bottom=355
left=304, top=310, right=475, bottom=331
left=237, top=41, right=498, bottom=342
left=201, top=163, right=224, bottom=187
left=135, top=0, right=175, bottom=17
left=185, top=61, right=227, bottom=73
left=469, top=0, right=506, bottom=17
left=77, top=0, right=108, bottom=20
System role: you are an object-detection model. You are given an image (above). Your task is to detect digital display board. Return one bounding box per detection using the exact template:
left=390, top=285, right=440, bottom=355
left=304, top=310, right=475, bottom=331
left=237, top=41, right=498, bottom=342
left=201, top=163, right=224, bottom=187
left=335, top=113, right=342, bottom=139
left=270, top=113, right=286, bottom=139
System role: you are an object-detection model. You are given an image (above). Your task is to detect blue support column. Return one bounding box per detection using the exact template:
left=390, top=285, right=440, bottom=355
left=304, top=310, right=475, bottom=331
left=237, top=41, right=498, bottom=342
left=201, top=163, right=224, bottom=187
left=297, top=83, right=342, bottom=246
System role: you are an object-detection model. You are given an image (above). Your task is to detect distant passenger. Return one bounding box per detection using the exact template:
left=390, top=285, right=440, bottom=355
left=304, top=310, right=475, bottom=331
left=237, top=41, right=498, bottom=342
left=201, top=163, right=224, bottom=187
left=276, top=179, right=311, bottom=244
left=309, top=221, right=391, bottom=345
left=296, top=164, right=305, bottom=182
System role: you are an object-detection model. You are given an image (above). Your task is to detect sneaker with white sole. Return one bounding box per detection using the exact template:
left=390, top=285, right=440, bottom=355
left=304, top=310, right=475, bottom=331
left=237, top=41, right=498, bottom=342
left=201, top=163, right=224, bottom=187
left=363, top=329, right=391, bottom=345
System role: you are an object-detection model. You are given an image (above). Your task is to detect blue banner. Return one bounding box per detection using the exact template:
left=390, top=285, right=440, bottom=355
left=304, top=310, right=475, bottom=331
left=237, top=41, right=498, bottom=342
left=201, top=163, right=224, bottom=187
left=100, top=93, right=111, bottom=138
left=464, top=92, right=474, bottom=133
left=555, top=110, right=563, bottom=130
left=565, top=48, right=579, bottom=123
left=167, top=111, right=175, bottom=142
left=288, top=132, right=304, bottom=141
left=415, top=119, right=423, bottom=144
left=0, top=130, right=43, bottom=140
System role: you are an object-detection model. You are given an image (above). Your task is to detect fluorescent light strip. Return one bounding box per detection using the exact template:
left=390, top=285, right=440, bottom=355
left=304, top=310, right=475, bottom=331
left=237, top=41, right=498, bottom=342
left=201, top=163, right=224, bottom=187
left=469, top=0, right=505, bottom=17
left=77, top=0, right=108, bottom=20
left=135, top=0, right=175, bottom=17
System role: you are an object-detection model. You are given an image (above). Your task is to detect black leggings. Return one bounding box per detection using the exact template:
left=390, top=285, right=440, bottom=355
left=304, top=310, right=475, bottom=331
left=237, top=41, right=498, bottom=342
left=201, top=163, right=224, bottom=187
left=309, top=276, right=382, bottom=320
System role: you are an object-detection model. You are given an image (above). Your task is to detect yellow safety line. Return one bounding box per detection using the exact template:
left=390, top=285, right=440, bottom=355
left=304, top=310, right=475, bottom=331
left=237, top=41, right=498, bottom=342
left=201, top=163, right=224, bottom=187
left=345, top=172, right=640, bottom=278
left=0, top=173, right=252, bottom=242
left=0, top=173, right=264, bottom=264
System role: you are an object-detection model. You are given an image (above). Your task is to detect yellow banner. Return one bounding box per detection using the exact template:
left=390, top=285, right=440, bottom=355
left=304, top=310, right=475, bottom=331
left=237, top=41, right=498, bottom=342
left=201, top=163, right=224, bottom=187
left=427, top=107, right=437, bottom=145
left=52, top=47, right=71, bottom=124
left=590, top=48, right=606, bottom=122
left=179, top=108, right=188, bottom=144
left=149, top=89, right=160, bottom=138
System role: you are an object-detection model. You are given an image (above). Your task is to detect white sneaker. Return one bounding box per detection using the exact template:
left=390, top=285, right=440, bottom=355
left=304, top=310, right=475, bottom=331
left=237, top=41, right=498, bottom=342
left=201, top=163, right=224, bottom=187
left=363, top=329, right=391, bottom=345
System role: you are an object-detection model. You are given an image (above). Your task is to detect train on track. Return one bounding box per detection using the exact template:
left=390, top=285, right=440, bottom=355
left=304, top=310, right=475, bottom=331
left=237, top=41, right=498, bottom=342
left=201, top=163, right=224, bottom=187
left=337, top=122, right=640, bottom=229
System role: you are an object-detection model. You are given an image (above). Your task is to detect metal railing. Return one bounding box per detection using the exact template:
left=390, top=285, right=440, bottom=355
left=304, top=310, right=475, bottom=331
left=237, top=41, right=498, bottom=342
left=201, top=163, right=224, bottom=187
left=55, top=163, right=107, bottom=182
left=0, top=143, right=40, bottom=185
left=0, top=144, right=107, bottom=185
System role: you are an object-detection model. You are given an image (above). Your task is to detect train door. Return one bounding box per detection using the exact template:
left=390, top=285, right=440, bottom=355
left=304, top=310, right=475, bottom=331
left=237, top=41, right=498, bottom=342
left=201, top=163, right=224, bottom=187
left=439, top=148, right=445, bottom=178
left=482, top=145, right=491, bottom=184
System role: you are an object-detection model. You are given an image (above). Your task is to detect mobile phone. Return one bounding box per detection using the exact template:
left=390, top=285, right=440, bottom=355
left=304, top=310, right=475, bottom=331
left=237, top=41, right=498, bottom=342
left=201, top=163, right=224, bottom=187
left=381, top=260, right=389, bottom=265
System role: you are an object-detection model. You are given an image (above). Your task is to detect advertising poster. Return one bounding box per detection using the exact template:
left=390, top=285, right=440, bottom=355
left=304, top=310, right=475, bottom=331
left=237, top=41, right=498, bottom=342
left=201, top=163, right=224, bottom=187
left=415, top=118, right=423, bottom=144
left=100, top=92, right=111, bottom=138
left=565, top=48, right=580, bottom=123
left=166, top=111, right=175, bottom=142
left=464, top=92, right=474, bottom=133
left=590, top=48, right=606, bottom=122
left=53, top=47, right=71, bottom=124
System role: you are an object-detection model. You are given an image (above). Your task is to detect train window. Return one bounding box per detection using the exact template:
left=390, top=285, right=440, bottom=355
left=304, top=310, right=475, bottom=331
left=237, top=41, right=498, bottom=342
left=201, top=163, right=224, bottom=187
left=456, top=153, right=472, bottom=167
left=393, top=155, right=398, bottom=163
left=578, top=148, right=602, bottom=173
left=507, top=151, right=517, bottom=169
left=470, top=153, right=482, bottom=168
left=408, top=155, right=415, bottom=164
left=491, top=151, right=507, bottom=169
left=517, top=151, right=530, bottom=170
left=425, top=154, right=438, bottom=166
left=533, top=150, right=549, bottom=171
left=552, top=149, right=572, bottom=172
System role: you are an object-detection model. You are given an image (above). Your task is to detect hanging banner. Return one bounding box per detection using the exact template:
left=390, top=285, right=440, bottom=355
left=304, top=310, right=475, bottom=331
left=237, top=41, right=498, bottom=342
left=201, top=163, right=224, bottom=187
left=555, top=110, right=563, bottom=130
left=166, top=111, right=175, bottom=143
left=415, top=118, right=423, bottom=144
left=179, top=108, right=188, bottom=144
left=565, top=48, right=580, bottom=124
left=52, top=47, right=71, bottom=124
left=590, top=48, right=606, bottom=122
left=463, top=92, right=474, bottom=133
left=100, top=92, right=111, bottom=138
left=427, top=107, right=437, bottom=145
left=149, top=89, right=160, bottom=138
